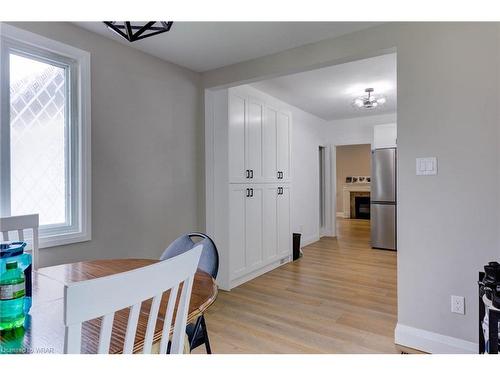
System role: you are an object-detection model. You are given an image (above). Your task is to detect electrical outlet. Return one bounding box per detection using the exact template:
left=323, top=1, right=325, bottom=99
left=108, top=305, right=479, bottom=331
left=451, top=295, right=465, bottom=315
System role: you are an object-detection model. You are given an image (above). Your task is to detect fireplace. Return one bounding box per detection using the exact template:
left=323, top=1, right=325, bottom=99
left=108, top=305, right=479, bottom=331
left=350, top=192, right=371, bottom=220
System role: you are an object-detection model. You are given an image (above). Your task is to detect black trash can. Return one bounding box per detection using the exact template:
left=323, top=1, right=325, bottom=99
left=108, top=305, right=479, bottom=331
left=293, top=233, right=302, bottom=261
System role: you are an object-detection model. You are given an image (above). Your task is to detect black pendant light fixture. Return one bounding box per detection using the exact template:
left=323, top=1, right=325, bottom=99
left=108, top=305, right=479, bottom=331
left=103, top=22, right=173, bottom=42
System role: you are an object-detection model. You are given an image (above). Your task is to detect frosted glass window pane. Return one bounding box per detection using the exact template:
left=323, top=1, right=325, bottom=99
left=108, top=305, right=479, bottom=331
left=10, top=54, right=67, bottom=226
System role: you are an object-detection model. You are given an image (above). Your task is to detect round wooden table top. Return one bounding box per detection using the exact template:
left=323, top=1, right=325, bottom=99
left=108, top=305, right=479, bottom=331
left=0, top=259, right=218, bottom=354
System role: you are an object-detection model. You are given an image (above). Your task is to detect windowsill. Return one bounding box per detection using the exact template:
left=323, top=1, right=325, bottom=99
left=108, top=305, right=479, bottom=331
left=39, top=231, right=91, bottom=249
left=21, top=228, right=91, bottom=250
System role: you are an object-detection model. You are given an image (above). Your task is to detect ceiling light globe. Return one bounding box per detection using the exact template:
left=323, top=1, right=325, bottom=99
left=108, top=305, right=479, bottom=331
left=353, top=98, right=364, bottom=107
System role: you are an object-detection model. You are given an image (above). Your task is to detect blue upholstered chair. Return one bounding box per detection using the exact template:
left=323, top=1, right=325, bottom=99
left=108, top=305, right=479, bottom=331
left=160, top=232, right=219, bottom=353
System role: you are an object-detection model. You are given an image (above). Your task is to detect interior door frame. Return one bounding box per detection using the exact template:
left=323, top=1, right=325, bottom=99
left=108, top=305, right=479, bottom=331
left=318, top=145, right=332, bottom=238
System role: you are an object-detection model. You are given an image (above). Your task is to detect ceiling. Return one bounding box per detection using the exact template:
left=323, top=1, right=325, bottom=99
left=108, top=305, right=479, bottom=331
left=74, top=22, right=379, bottom=72
left=251, top=53, right=397, bottom=121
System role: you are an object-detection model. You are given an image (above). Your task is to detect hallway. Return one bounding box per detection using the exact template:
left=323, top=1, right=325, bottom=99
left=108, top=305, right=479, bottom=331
left=196, top=218, right=398, bottom=353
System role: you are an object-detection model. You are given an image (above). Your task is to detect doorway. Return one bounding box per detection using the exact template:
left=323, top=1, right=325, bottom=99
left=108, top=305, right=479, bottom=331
left=335, top=144, right=372, bottom=221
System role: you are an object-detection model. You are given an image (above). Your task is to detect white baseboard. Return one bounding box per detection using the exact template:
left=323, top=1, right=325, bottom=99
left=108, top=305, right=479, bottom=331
left=302, top=234, right=320, bottom=247
left=395, top=323, right=476, bottom=354
left=336, top=212, right=344, bottom=218
left=228, top=256, right=290, bottom=290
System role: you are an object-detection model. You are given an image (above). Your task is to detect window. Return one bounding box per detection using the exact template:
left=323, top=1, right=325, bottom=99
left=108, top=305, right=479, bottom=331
left=0, top=24, right=91, bottom=248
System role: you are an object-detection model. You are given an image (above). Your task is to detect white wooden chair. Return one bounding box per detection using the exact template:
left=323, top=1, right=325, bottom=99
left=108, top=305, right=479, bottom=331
left=63, top=245, right=202, bottom=354
left=0, top=214, right=40, bottom=270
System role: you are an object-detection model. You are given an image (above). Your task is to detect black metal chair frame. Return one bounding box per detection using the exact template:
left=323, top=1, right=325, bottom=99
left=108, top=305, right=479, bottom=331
left=183, top=232, right=218, bottom=354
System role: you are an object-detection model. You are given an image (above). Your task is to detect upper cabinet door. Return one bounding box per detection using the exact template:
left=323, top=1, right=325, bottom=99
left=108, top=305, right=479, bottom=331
left=246, top=100, right=263, bottom=181
left=229, top=94, right=246, bottom=182
left=277, top=112, right=291, bottom=181
left=262, top=107, right=278, bottom=181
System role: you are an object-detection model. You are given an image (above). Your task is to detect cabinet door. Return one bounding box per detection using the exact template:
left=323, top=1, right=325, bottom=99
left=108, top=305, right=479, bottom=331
left=245, top=186, right=264, bottom=268
left=277, top=112, right=291, bottom=181
left=246, top=100, right=263, bottom=181
left=277, top=185, right=291, bottom=257
left=262, top=107, right=278, bottom=181
left=229, top=186, right=246, bottom=276
left=262, top=185, right=278, bottom=262
left=229, top=94, right=246, bottom=182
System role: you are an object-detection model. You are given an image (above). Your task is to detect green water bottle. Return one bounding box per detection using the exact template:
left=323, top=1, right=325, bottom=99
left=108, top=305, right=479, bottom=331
left=0, top=261, right=26, bottom=330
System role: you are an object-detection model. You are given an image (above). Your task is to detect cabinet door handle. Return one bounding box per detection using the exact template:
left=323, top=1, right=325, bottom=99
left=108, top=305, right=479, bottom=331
left=277, top=171, right=280, bottom=179
left=246, top=188, right=250, bottom=197
left=245, top=170, right=249, bottom=178
left=250, top=170, right=253, bottom=179
left=250, top=188, right=254, bottom=197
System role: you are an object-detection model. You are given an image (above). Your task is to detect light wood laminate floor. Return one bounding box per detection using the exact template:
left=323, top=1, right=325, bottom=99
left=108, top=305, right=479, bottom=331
left=194, top=218, right=398, bottom=354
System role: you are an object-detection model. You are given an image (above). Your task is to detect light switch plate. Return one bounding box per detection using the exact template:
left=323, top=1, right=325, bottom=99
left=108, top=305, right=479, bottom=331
left=416, top=157, right=437, bottom=176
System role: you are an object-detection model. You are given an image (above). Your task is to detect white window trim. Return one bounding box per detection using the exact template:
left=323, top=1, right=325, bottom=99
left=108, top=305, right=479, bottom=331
left=0, top=23, right=91, bottom=249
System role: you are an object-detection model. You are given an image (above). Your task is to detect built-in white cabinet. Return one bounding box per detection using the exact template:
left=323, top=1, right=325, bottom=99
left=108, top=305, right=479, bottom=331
left=228, top=91, right=291, bottom=183
left=207, top=86, right=292, bottom=290
left=229, top=184, right=291, bottom=282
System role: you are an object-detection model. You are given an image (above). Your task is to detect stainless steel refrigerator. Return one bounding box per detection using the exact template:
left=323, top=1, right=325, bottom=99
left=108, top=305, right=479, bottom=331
left=371, top=148, right=397, bottom=250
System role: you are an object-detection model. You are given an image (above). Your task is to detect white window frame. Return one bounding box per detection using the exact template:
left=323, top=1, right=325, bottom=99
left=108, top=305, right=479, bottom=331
left=0, top=23, right=91, bottom=248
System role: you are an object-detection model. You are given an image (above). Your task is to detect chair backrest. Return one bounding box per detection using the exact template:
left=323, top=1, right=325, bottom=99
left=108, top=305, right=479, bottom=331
left=0, top=214, right=39, bottom=270
left=160, top=232, right=219, bottom=278
left=63, top=245, right=202, bottom=354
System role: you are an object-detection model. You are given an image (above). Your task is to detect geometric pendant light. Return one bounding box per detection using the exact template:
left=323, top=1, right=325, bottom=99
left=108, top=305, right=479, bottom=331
left=103, top=22, right=174, bottom=42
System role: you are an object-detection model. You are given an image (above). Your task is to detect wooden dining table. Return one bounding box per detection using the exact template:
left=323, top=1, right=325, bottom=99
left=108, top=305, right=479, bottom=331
left=0, top=259, right=218, bottom=354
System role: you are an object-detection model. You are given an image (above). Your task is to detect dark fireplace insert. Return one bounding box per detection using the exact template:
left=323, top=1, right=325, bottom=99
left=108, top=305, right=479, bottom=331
left=354, top=196, right=371, bottom=220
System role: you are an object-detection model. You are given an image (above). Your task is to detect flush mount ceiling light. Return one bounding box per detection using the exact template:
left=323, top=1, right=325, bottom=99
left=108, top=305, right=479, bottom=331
left=352, top=88, right=386, bottom=110
left=103, top=22, right=174, bottom=42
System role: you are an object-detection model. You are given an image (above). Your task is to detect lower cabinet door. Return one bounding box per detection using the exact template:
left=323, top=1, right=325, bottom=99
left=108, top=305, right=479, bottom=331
left=229, top=186, right=247, bottom=276
left=277, top=185, right=291, bottom=257
left=263, top=185, right=278, bottom=262
left=245, top=186, right=264, bottom=269
left=229, top=184, right=289, bottom=283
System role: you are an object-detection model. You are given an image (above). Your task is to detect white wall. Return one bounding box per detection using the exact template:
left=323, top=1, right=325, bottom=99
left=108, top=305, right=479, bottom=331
left=9, top=22, right=203, bottom=267
left=202, top=23, right=500, bottom=353
left=323, top=113, right=397, bottom=147
left=240, top=85, right=328, bottom=245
